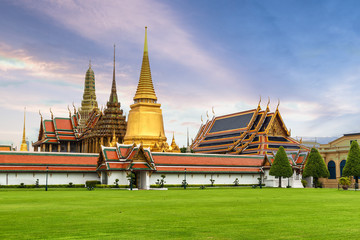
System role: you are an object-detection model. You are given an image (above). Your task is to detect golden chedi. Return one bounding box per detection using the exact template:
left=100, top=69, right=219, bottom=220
left=124, top=27, right=178, bottom=152
left=20, top=108, right=28, bottom=151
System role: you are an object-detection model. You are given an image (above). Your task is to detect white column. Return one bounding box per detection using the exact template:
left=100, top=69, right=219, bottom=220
left=140, top=171, right=150, bottom=190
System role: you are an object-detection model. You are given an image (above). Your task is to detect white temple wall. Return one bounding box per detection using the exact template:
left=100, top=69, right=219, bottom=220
left=263, top=170, right=304, bottom=188
left=149, top=172, right=261, bottom=185
left=0, top=172, right=99, bottom=186
left=106, top=171, right=128, bottom=185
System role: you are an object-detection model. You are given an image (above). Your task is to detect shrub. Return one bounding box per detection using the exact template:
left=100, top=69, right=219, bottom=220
left=301, top=179, right=308, bottom=188
left=18, top=183, right=25, bottom=188
left=126, top=172, right=136, bottom=188
left=68, top=182, right=73, bottom=188
left=233, top=178, right=239, bottom=186
left=85, top=180, right=100, bottom=190
left=155, top=174, right=166, bottom=188
left=181, top=180, right=188, bottom=188
left=35, top=179, right=39, bottom=188
left=339, top=177, right=351, bottom=186
left=114, top=179, right=119, bottom=188
left=200, top=185, right=206, bottom=189
left=210, top=178, right=215, bottom=186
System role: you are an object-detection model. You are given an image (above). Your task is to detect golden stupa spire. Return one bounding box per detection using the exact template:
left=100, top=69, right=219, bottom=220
left=20, top=107, right=28, bottom=151
left=133, top=26, right=157, bottom=102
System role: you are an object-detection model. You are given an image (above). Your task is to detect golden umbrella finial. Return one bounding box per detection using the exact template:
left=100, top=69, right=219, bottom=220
left=258, top=95, right=261, bottom=109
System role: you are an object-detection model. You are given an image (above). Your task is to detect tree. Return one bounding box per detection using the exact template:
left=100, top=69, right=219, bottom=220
left=269, top=146, right=293, bottom=187
left=343, top=140, right=360, bottom=189
left=303, top=147, right=329, bottom=188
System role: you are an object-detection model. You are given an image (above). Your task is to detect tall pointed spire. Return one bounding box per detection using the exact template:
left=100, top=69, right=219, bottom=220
left=109, top=44, right=118, bottom=103
left=79, top=57, right=98, bottom=128
left=20, top=107, right=28, bottom=151
left=133, top=26, right=157, bottom=102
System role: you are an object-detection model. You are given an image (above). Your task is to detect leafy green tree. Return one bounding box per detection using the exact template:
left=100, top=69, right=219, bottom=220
left=269, top=146, right=293, bottom=187
left=343, top=140, right=360, bottom=189
left=303, top=147, right=329, bottom=188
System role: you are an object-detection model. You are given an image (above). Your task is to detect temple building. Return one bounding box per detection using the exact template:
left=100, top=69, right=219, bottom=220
left=33, top=47, right=127, bottom=153
left=81, top=46, right=127, bottom=153
left=191, top=101, right=308, bottom=156
left=124, top=27, right=178, bottom=152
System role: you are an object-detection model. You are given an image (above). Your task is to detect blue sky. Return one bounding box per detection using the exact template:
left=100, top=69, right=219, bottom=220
left=1, top=0, right=360, bottom=149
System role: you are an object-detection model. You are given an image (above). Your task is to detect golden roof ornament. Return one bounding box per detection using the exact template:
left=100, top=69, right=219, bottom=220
left=133, top=26, right=157, bottom=102
left=67, top=105, right=71, bottom=118
left=266, top=97, right=270, bottom=111
left=20, top=107, right=28, bottom=152
left=258, top=96, right=261, bottom=110
left=50, top=108, right=54, bottom=119
left=110, top=128, right=117, bottom=147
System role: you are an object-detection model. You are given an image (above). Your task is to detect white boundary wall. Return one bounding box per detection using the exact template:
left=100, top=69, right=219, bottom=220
left=0, top=172, right=99, bottom=185
left=263, top=170, right=304, bottom=188
left=149, top=172, right=261, bottom=185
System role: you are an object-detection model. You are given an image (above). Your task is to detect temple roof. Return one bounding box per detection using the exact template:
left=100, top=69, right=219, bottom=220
left=191, top=104, right=308, bottom=157
left=33, top=113, right=80, bottom=146
left=0, top=152, right=98, bottom=172
left=133, top=27, right=157, bottom=102
left=97, top=143, right=271, bottom=173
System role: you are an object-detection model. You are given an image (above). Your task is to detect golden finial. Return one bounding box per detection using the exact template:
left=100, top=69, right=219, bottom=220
left=212, top=106, right=215, bottom=116
left=300, top=137, right=303, bottom=144
left=267, top=97, right=270, bottom=110
left=50, top=108, right=53, bottom=119
left=20, top=107, right=28, bottom=152
left=258, top=95, right=261, bottom=109
left=72, top=102, right=77, bottom=114
left=67, top=105, right=71, bottom=118
left=201, top=115, right=203, bottom=124
left=144, top=26, right=148, bottom=53
left=89, top=59, right=91, bottom=68
left=39, top=110, right=43, bottom=120
left=206, top=111, right=209, bottom=120
left=276, top=98, right=280, bottom=110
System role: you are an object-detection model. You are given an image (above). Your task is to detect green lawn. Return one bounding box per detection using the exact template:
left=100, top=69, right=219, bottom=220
left=0, top=187, right=359, bottom=239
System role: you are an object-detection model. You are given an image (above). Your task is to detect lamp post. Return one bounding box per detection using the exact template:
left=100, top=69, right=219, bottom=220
left=45, top=166, right=49, bottom=191
left=184, top=168, right=187, bottom=189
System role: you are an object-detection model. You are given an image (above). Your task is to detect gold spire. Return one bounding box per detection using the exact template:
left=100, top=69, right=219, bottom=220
left=20, top=107, right=28, bottom=152
left=133, top=26, right=157, bottom=102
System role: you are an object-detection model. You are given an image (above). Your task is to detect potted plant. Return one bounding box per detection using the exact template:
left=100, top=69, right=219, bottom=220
left=339, top=177, right=351, bottom=190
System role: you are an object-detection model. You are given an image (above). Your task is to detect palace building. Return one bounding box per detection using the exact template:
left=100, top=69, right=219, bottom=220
left=0, top=27, right=309, bottom=189
left=318, top=133, right=360, bottom=188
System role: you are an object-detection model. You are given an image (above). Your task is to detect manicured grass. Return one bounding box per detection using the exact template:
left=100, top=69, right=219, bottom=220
left=0, top=187, right=359, bottom=239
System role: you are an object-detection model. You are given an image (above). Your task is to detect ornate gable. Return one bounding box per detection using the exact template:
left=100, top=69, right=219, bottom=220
left=266, top=110, right=289, bottom=137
